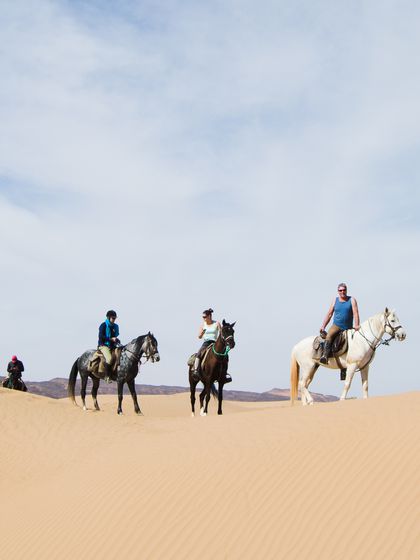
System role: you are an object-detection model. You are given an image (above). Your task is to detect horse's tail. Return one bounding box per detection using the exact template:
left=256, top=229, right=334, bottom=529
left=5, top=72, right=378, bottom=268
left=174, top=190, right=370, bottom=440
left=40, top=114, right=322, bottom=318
left=68, top=359, right=79, bottom=404
left=290, top=351, right=300, bottom=406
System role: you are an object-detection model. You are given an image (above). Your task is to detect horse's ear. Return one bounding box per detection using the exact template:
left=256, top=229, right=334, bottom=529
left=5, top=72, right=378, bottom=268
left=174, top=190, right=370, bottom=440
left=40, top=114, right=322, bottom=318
left=148, top=331, right=151, bottom=336
left=385, top=307, right=389, bottom=316
left=231, top=321, right=236, bottom=327
left=222, top=319, right=226, bottom=326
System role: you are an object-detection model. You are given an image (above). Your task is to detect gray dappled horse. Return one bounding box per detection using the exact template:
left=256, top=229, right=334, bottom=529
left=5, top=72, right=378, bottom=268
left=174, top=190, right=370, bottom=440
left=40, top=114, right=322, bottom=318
left=68, top=333, right=160, bottom=415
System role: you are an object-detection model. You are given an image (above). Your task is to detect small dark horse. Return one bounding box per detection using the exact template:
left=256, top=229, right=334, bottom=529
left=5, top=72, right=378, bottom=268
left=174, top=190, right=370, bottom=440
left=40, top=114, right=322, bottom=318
left=68, top=333, right=160, bottom=415
left=2, top=373, right=27, bottom=392
left=189, top=320, right=236, bottom=416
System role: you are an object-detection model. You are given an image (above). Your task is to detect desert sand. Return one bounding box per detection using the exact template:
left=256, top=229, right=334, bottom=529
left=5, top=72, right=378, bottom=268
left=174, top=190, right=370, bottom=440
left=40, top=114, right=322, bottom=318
left=0, top=387, right=419, bottom=559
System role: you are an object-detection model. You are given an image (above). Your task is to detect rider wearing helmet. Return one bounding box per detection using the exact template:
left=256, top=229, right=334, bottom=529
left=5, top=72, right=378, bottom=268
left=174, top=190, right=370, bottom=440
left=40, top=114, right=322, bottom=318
left=98, top=310, right=120, bottom=383
left=320, top=283, right=360, bottom=364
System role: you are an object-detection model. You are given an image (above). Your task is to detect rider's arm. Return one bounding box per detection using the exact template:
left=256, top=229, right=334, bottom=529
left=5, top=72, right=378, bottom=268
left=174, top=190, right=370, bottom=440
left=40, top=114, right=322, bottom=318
left=98, top=323, right=108, bottom=345
left=352, top=298, right=360, bottom=330
left=321, top=300, right=335, bottom=331
left=111, top=324, right=119, bottom=343
left=198, top=324, right=206, bottom=339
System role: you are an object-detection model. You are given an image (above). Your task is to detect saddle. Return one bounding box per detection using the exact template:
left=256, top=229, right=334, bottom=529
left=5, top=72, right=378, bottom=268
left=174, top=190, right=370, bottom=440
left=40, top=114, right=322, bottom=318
left=312, top=331, right=348, bottom=361
left=187, top=345, right=214, bottom=369
left=88, top=347, right=122, bottom=377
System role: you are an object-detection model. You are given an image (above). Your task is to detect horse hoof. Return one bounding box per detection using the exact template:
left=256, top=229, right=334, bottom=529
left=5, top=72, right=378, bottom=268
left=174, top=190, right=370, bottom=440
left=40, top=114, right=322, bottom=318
left=118, top=411, right=123, bottom=415
left=191, top=413, right=195, bottom=418
left=83, top=406, right=87, bottom=411
left=136, top=411, right=143, bottom=416
left=200, top=410, right=206, bottom=417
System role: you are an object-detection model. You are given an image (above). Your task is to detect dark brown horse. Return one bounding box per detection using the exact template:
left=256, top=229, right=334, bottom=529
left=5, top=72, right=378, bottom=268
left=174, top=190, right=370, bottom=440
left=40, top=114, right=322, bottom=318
left=189, top=320, right=236, bottom=416
left=2, top=373, right=27, bottom=392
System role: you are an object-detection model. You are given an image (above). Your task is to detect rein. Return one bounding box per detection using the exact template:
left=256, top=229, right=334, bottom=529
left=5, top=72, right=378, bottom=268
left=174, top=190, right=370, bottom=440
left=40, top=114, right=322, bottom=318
left=355, top=315, right=401, bottom=371
left=124, top=337, right=155, bottom=364
left=212, top=334, right=234, bottom=358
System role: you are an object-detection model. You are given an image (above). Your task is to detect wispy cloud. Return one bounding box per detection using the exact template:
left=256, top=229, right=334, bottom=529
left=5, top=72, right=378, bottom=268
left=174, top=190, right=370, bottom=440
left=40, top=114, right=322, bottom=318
left=0, top=0, right=418, bottom=396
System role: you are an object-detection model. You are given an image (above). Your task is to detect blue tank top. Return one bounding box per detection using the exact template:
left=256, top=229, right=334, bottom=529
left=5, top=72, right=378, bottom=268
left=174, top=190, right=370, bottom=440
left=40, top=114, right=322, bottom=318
left=333, top=297, right=353, bottom=329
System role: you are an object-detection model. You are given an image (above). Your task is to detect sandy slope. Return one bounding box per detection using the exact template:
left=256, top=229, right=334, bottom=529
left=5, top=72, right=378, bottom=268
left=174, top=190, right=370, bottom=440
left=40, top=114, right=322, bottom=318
left=0, top=387, right=419, bottom=560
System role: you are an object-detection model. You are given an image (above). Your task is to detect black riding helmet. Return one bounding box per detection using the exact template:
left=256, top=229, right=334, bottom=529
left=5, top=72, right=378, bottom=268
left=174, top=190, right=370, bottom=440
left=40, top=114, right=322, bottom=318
left=106, top=310, right=117, bottom=319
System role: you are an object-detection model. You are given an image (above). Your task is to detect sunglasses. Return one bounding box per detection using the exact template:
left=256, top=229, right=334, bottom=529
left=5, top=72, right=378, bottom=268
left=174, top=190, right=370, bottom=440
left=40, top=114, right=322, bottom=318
left=338, top=289, right=347, bottom=292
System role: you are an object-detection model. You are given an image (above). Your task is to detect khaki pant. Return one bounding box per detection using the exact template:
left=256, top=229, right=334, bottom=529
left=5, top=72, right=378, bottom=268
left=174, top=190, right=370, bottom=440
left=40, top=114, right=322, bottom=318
left=326, top=324, right=342, bottom=343
left=98, top=345, right=112, bottom=365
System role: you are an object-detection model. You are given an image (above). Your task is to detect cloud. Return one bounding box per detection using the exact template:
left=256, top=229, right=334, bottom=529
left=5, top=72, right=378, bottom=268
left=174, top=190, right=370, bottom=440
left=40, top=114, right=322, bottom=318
left=0, top=0, right=418, bottom=397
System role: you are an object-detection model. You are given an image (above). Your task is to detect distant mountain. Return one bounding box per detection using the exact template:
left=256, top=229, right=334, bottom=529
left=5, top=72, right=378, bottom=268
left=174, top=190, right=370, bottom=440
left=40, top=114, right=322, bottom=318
left=1, top=377, right=338, bottom=402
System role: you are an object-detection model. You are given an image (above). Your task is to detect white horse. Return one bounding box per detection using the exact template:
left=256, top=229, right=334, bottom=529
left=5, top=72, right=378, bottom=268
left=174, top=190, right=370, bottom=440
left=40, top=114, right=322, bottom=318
left=290, top=308, right=406, bottom=405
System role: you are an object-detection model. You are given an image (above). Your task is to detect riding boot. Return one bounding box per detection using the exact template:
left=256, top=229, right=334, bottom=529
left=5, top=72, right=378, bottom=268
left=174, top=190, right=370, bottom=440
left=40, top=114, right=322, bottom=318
left=320, top=341, right=331, bottom=364
left=224, top=373, right=232, bottom=383
left=340, top=369, right=347, bottom=381
left=192, top=357, right=200, bottom=381
left=104, top=363, right=113, bottom=384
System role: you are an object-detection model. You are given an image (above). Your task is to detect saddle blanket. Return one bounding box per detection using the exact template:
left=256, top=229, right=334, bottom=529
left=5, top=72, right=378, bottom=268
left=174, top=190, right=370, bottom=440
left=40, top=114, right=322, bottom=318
left=88, top=347, right=122, bottom=375
left=187, top=345, right=214, bottom=368
left=312, top=331, right=348, bottom=360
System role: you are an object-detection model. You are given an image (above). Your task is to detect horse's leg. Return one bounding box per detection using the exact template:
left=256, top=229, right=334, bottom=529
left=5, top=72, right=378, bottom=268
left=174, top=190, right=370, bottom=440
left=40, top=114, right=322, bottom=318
left=127, top=378, right=142, bottom=415
left=299, top=364, right=318, bottom=406
left=200, top=383, right=210, bottom=417
left=217, top=381, right=224, bottom=415
left=199, top=387, right=206, bottom=414
left=360, top=365, right=370, bottom=399
left=340, top=363, right=358, bottom=400
left=117, top=379, right=124, bottom=415
left=189, top=371, right=197, bottom=417
left=202, top=383, right=211, bottom=416
left=81, top=374, right=89, bottom=411
left=91, top=376, right=100, bottom=411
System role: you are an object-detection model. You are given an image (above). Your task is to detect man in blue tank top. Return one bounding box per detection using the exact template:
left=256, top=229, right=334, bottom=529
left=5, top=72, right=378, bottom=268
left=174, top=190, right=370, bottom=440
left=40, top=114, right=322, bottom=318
left=319, top=283, right=360, bottom=364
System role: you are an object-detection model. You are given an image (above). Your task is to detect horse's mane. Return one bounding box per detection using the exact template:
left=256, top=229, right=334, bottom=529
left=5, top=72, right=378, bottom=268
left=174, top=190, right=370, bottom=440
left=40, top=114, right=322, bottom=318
left=125, top=333, right=156, bottom=348
left=126, top=335, right=147, bottom=347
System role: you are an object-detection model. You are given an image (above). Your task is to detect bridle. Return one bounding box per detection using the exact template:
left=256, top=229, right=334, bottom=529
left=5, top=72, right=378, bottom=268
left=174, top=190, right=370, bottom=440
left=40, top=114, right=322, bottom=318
left=124, top=335, right=158, bottom=364
left=355, top=314, right=403, bottom=371
left=383, top=315, right=403, bottom=341
left=212, top=331, right=235, bottom=357
left=358, top=315, right=402, bottom=350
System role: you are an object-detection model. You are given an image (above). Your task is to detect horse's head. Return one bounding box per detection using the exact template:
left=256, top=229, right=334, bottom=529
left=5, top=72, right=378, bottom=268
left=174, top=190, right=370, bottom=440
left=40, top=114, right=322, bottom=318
left=221, top=319, right=236, bottom=349
left=142, top=332, right=160, bottom=362
left=384, top=308, right=406, bottom=341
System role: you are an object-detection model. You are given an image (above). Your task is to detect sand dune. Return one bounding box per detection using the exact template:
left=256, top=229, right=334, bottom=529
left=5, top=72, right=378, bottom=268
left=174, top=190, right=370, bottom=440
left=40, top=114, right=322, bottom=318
left=1, top=387, right=419, bottom=559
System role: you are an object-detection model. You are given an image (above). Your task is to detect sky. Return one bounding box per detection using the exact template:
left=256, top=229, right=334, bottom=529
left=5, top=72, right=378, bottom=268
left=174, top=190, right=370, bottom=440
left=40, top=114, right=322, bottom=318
left=1, top=0, right=419, bottom=398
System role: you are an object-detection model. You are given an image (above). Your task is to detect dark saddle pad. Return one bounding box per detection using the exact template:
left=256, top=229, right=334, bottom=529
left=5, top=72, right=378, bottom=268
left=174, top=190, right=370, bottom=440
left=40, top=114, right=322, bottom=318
left=312, top=331, right=348, bottom=360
